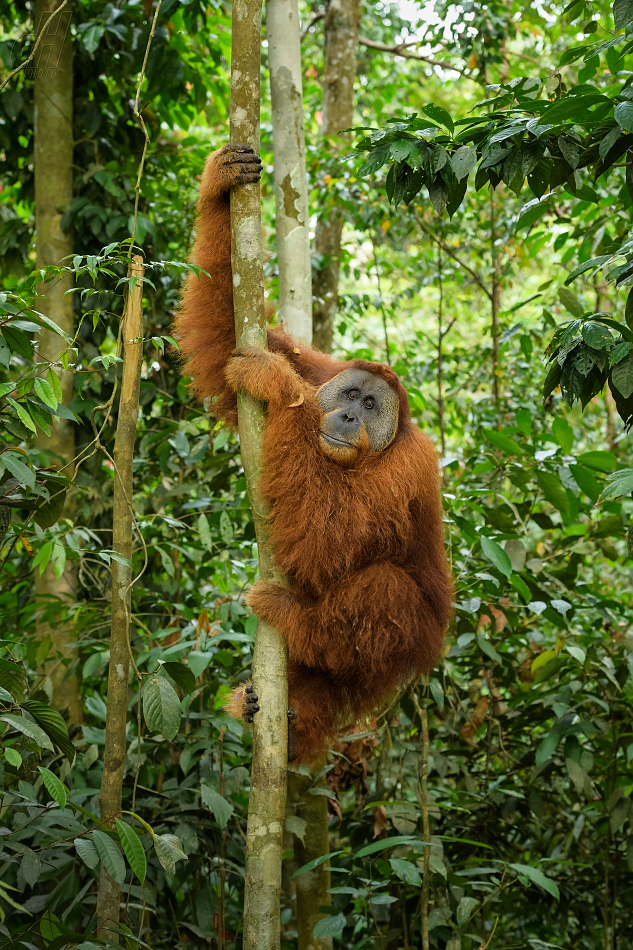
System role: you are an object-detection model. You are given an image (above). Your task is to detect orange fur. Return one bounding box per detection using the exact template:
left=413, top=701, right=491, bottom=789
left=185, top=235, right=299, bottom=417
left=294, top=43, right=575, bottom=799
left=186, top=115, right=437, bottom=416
left=176, top=147, right=453, bottom=763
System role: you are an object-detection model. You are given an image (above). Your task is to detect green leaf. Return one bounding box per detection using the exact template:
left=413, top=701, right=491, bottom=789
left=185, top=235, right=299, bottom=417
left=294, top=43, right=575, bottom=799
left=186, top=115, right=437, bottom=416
left=115, top=819, right=147, bottom=885
left=162, top=662, right=196, bottom=694
left=552, top=417, right=574, bottom=453
left=456, top=896, right=479, bottom=926
left=1, top=452, right=35, bottom=490
left=581, top=322, right=612, bottom=349
left=21, top=700, right=74, bottom=762
left=313, top=914, right=347, bottom=939
left=39, top=767, right=67, bottom=809
left=34, top=377, right=58, bottom=410
left=614, top=0, right=633, bottom=29
left=509, top=863, right=560, bottom=900
left=615, top=101, right=633, bottom=133
left=611, top=353, right=633, bottom=398
left=0, top=713, right=54, bottom=751
left=477, top=635, right=503, bottom=663
left=537, top=471, right=570, bottom=515
left=293, top=850, right=345, bottom=878
left=389, top=857, right=422, bottom=885
left=422, top=103, right=454, bottom=133
left=559, top=288, right=585, bottom=317
left=143, top=675, right=181, bottom=740
left=6, top=397, right=37, bottom=433
left=577, top=450, right=617, bottom=471
left=516, top=199, right=550, bottom=231
left=21, top=849, right=41, bottom=886
left=482, top=428, right=524, bottom=456
left=154, top=833, right=187, bottom=876
left=450, top=145, right=477, bottom=181
left=601, top=467, right=633, bottom=500
left=200, top=785, right=234, bottom=830
left=356, top=835, right=419, bottom=857
left=4, top=747, right=22, bottom=767
left=569, top=463, right=601, bottom=501
left=480, top=536, right=513, bottom=577
left=91, top=829, right=126, bottom=885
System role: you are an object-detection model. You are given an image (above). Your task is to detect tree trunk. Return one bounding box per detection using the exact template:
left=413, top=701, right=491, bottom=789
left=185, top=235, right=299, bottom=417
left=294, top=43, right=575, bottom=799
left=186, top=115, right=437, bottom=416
left=267, top=0, right=312, bottom=345
left=312, top=0, right=362, bottom=352
left=289, top=770, right=332, bottom=950
left=97, top=257, right=145, bottom=942
left=268, top=9, right=332, bottom=945
left=33, top=0, right=80, bottom=722
left=231, top=3, right=288, bottom=948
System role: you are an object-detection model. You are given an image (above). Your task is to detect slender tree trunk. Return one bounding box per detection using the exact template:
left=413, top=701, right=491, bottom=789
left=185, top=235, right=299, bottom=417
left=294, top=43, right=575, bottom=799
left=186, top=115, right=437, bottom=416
left=34, top=0, right=80, bottom=722
left=289, top=770, right=332, bottom=950
left=268, top=0, right=312, bottom=345
left=595, top=279, right=619, bottom=451
left=411, top=686, right=431, bottom=950
left=268, top=5, right=331, bottom=945
left=231, top=3, right=288, bottom=947
left=97, top=257, right=145, bottom=942
left=490, top=193, right=501, bottom=415
left=436, top=245, right=446, bottom=457
left=312, top=0, right=362, bottom=352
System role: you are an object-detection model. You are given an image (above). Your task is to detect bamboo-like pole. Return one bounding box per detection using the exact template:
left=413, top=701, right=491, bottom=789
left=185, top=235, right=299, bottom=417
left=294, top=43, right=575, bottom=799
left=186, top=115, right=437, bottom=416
left=230, top=2, right=288, bottom=947
left=267, top=0, right=312, bottom=345
left=97, top=257, right=145, bottom=942
left=267, top=4, right=332, bottom=945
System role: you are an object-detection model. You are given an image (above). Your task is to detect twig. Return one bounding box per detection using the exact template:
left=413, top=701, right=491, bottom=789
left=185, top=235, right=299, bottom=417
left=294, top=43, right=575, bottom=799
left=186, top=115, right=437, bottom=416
left=358, top=36, right=475, bottom=82
left=0, top=0, right=70, bottom=94
left=129, top=0, right=163, bottom=255
left=300, top=11, right=324, bottom=40
left=414, top=212, right=494, bottom=301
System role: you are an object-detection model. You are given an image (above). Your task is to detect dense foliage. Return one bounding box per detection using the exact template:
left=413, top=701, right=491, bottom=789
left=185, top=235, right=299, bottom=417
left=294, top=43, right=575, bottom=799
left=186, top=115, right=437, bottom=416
left=0, top=1, right=632, bottom=949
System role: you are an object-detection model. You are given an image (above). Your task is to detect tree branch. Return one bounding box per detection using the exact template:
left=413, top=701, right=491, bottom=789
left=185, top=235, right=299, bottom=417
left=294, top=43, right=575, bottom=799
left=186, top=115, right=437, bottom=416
left=414, top=213, right=494, bottom=301
left=358, top=36, right=476, bottom=82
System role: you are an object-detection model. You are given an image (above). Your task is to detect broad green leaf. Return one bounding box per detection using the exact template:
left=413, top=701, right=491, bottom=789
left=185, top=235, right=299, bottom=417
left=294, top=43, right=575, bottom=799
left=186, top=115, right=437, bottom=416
left=581, top=321, right=612, bottom=349
left=154, top=833, right=187, bottom=876
left=537, top=471, right=570, bottom=515
left=0, top=713, right=54, bottom=751
left=293, top=850, right=345, bottom=878
left=313, top=914, right=347, bottom=938
left=4, top=747, right=21, bottom=767
left=601, top=467, right=633, bottom=500
left=615, top=101, right=633, bottom=133
left=611, top=353, right=633, bottom=398
left=477, top=635, right=503, bottom=663
left=34, top=377, right=58, bottom=410
left=21, top=849, right=41, bottom=886
left=509, top=863, right=560, bottom=900
left=456, top=896, right=479, bottom=926
left=450, top=145, right=477, bottom=180
left=162, top=662, right=196, bottom=694
left=482, top=428, right=524, bottom=456
left=570, top=464, right=601, bottom=502
left=6, top=397, right=37, bottom=433
left=552, top=417, right=573, bottom=453
left=92, top=829, right=126, bottom=885
left=39, top=767, right=67, bottom=809
left=76, top=834, right=101, bottom=866
left=614, top=0, right=633, bottom=29
left=356, top=835, right=419, bottom=857
left=285, top=815, right=308, bottom=844
left=390, top=857, right=422, bottom=885
left=200, top=785, right=234, bottom=830
left=115, top=819, right=147, bottom=884
left=143, top=675, right=181, bottom=740
left=1, top=452, right=35, bottom=490
left=480, top=536, right=513, bottom=577
left=577, top=450, right=617, bottom=472
left=559, top=288, right=585, bottom=317
left=422, top=103, right=454, bottom=133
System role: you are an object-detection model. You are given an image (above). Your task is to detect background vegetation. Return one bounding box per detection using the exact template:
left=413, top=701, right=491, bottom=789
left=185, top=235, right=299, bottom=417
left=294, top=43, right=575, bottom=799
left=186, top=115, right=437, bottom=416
left=0, top=0, right=632, bottom=948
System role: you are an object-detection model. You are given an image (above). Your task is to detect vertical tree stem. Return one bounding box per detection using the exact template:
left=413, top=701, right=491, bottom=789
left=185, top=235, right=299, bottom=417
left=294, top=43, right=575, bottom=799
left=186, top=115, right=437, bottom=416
left=411, top=686, right=431, bottom=950
left=312, top=0, right=362, bottom=352
left=436, top=243, right=446, bottom=457
left=231, top=2, right=288, bottom=947
left=97, top=257, right=145, bottom=942
left=268, top=4, right=331, bottom=945
left=34, top=0, right=80, bottom=722
left=490, top=192, right=501, bottom=415
left=267, top=0, right=312, bottom=345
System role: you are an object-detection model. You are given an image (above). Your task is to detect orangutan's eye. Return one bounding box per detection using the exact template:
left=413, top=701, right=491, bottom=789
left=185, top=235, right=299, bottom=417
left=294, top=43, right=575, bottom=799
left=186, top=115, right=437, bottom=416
left=364, top=398, right=375, bottom=410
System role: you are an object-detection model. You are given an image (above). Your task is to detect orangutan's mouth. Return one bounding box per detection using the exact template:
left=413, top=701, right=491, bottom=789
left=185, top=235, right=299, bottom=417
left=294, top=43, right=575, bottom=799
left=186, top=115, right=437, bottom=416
left=320, top=432, right=353, bottom=448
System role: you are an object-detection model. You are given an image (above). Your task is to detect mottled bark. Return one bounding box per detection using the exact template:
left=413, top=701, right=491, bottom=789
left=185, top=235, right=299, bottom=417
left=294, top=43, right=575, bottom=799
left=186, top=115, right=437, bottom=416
left=97, top=258, right=145, bottom=942
left=268, top=0, right=312, bottom=345
left=231, top=3, right=288, bottom=948
left=312, top=0, right=362, bottom=352
left=33, top=0, right=80, bottom=722
left=289, top=770, right=332, bottom=950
